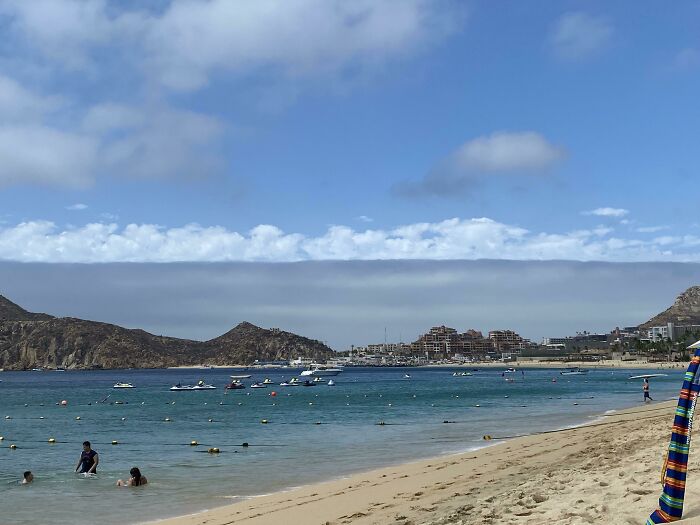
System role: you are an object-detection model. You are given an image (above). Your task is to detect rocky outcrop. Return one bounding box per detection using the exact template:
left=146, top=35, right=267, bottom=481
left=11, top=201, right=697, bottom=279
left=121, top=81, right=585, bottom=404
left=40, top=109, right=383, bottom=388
left=640, top=286, right=700, bottom=328
left=0, top=296, right=333, bottom=370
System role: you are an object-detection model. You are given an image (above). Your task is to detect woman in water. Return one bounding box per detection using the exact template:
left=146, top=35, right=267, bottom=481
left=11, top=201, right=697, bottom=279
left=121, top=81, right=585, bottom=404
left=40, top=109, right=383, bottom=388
left=117, top=467, right=147, bottom=487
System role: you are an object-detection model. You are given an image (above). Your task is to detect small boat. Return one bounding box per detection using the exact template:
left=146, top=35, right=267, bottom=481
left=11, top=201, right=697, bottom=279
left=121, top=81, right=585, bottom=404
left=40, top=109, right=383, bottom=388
left=280, top=377, right=301, bottom=387
left=560, top=368, right=589, bottom=376
left=301, top=380, right=316, bottom=387
left=262, top=378, right=274, bottom=384
left=225, top=380, right=246, bottom=390
left=55, top=367, right=66, bottom=372
left=327, top=379, right=335, bottom=386
left=504, top=368, right=517, bottom=373
left=230, top=374, right=252, bottom=379
left=250, top=382, right=267, bottom=388
left=452, top=372, right=472, bottom=377
left=299, top=364, right=343, bottom=377
left=313, top=377, right=324, bottom=383
left=113, top=382, right=134, bottom=389
left=403, top=374, right=411, bottom=379
left=171, top=381, right=217, bottom=391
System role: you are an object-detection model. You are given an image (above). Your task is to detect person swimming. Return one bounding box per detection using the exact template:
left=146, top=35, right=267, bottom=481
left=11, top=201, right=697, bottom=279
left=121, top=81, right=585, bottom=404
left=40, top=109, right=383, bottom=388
left=117, top=467, right=147, bottom=487
left=75, top=441, right=99, bottom=474
left=21, top=471, right=33, bottom=484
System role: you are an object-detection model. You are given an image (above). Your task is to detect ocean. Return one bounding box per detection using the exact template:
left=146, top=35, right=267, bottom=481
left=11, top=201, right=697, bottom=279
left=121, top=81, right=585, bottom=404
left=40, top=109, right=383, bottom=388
left=0, top=366, right=684, bottom=525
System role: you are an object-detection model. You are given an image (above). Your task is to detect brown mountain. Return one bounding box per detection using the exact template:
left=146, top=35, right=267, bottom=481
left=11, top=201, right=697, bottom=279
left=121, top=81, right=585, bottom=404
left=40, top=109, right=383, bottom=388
left=639, top=286, right=700, bottom=328
left=0, top=296, right=333, bottom=370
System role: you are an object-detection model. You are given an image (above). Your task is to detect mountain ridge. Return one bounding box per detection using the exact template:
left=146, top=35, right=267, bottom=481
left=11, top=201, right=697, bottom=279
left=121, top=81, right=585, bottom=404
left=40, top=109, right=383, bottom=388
left=0, top=295, right=333, bottom=370
left=639, top=286, right=700, bottom=329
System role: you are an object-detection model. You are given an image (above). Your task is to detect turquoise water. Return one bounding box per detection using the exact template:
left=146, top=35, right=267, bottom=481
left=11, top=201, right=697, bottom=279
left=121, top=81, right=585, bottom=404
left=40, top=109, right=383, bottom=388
left=0, top=366, right=684, bottom=524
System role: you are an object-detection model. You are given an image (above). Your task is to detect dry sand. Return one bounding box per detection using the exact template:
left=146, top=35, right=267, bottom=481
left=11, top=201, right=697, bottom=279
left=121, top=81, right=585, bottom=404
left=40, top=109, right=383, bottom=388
left=151, top=399, right=700, bottom=525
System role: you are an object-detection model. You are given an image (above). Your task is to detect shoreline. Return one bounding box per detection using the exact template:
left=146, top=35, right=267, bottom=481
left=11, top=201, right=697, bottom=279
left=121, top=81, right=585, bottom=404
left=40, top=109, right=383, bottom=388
left=149, top=398, right=700, bottom=525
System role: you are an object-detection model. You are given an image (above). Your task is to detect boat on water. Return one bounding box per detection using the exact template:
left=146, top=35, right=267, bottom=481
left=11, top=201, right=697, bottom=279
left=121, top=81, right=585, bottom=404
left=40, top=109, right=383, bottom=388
left=299, top=364, right=343, bottom=377
left=560, top=367, right=589, bottom=376
left=113, top=382, right=134, bottom=389
left=327, top=379, right=335, bottom=386
left=250, top=382, right=267, bottom=388
left=280, top=377, right=301, bottom=387
left=171, top=380, right=217, bottom=391
left=403, top=374, right=411, bottom=378
left=230, top=374, right=252, bottom=379
left=453, top=371, right=472, bottom=377
left=301, top=380, right=316, bottom=387
left=262, top=378, right=274, bottom=384
left=504, top=367, right=517, bottom=373
left=313, top=377, right=324, bottom=383
left=225, top=380, right=246, bottom=390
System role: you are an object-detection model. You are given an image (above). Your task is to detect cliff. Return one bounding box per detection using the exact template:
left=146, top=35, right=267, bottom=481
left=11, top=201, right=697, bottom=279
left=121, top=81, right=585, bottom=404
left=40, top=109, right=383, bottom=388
left=0, top=296, right=333, bottom=370
left=639, top=286, right=700, bottom=328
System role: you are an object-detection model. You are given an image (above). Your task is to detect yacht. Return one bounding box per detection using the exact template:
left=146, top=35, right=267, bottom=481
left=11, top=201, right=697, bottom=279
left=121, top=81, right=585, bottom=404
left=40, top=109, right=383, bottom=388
left=113, top=382, right=134, bottom=389
left=299, top=364, right=343, bottom=377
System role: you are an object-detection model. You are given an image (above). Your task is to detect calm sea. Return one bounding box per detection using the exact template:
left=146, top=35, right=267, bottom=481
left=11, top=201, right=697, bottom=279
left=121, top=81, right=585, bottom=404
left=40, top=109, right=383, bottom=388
left=0, top=366, right=684, bottom=524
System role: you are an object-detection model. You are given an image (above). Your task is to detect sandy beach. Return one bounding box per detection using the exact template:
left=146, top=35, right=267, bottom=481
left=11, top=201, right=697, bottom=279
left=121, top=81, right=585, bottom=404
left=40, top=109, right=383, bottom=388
left=151, top=398, right=700, bottom=525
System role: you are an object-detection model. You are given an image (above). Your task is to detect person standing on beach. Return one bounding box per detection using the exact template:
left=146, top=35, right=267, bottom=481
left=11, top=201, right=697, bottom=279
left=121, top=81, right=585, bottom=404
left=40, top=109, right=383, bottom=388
left=75, top=441, right=99, bottom=474
left=643, top=379, right=652, bottom=402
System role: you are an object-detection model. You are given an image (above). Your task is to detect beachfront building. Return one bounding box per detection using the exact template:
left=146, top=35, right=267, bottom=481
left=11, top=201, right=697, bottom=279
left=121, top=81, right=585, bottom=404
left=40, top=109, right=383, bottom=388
left=488, top=330, right=531, bottom=351
left=647, top=322, right=700, bottom=342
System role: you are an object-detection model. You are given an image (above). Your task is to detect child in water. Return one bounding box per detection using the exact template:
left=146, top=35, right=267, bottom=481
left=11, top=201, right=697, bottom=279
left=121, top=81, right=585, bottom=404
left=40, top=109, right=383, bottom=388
left=21, top=471, right=33, bottom=484
left=117, top=467, right=147, bottom=487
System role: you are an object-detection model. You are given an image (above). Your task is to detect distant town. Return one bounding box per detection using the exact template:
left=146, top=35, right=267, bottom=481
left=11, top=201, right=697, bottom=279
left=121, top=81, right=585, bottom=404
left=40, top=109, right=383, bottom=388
left=298, top=321, right=700, bottom=368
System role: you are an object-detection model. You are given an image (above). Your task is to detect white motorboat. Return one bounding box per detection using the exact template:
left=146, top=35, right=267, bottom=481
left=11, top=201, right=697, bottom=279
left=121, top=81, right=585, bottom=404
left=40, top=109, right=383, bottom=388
left=403, top=374, right=411, bottom=378
left=262, top=378, right=274, bottom=384
left=250, top=382, right=267, bottom=388
left=560, top=368, right=589, bottom=376
left=504, top=368, right=517, bottom=373
left=327, top=379, right=335, bottom=386
left=313, top=377, right=324, bottom=383
left=113, top=382, right=134, bottom=389
left=452, top=372, right=472, bottom=377
left=280, top=377, right=301, bottom=387
left=299, top=364, right=343, bottom=377
left=230, top=374, right=252, bottom=379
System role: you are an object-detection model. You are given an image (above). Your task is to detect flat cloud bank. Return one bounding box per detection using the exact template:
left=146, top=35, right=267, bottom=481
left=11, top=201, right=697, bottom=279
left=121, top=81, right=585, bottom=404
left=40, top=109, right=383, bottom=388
left=1, top=260, right=699, bottom=348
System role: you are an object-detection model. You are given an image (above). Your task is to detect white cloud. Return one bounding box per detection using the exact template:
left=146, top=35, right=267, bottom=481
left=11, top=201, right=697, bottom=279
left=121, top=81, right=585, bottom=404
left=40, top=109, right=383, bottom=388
left=66, top=203, right=88, bottom=211
left=357, top=215, right=374, bottom=223
left=396, top=131, right=565, bottom=196
left=550, top=12, right=613, bottom=61
left=452, top=131, right=565, bottom=172
left=0, top=216, right=695, bottom=263
left=583, top=207, right=629, bottom=218
left=636, top=226, right=668, bottom=233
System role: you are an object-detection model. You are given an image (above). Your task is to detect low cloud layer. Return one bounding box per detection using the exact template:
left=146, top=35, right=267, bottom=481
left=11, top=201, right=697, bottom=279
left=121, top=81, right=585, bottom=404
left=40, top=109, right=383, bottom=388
left=2, top=260, right=698, bottom=348
left=0, top=216, right=697, bottom=263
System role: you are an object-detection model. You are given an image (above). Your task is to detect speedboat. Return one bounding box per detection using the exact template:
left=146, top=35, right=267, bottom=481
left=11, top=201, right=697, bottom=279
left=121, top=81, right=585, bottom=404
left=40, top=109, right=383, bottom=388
left=301, top=380, right=316, bottom=387
left=230, top=374, right=252, bottom=379
left=504, top=368, right=517, bottom=373
left=452, top=372, right=472, bottom=377
left=403, top=374, right=411, bottom=379
left=560, top=368, right=589, bottom=376
left=280, top=377, right=301, bottom=387
left=299, top=364, right=343, bottom=377
left=327, top=379, right=335, bottom=386
left=250, top=382, right=267, bottom=388
left=313, top=377, right=324, bottom=383
left=262, top=378, right=274, bottom=384
left=225, top=380, right=245, bottom=390
left=113, top=382, right=134, bottom=389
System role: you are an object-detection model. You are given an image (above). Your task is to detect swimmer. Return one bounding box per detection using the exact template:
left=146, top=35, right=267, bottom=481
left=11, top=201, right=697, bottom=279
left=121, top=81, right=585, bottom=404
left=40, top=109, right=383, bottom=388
left=21, top=471, right=33, bottom=484
left=117, top=467, right=147, bottom=487
left=75, top=441, right=99, bottom=474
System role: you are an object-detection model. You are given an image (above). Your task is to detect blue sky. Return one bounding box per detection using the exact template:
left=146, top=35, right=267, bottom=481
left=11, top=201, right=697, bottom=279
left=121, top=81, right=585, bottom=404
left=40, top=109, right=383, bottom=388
left=0, top=1, right=699, bottom=262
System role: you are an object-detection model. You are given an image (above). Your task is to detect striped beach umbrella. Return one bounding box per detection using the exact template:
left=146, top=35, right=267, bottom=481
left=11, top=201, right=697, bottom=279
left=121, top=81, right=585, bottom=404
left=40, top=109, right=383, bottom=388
left=647, top=341, right=700, bottom=523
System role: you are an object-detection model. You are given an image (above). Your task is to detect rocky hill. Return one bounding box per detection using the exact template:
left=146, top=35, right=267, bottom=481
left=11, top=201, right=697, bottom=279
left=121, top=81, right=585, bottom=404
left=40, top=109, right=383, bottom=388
left=639, top=286, right=700, bottom=328
left=0, top=296, right=333, bottom=370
